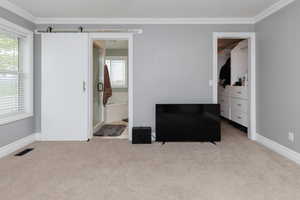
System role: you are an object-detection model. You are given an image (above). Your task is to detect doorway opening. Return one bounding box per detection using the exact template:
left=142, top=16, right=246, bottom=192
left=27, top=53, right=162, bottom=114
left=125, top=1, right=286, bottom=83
left=91, top=39, right=129, bottom=139
left=213, top=32, right=256, bottom=140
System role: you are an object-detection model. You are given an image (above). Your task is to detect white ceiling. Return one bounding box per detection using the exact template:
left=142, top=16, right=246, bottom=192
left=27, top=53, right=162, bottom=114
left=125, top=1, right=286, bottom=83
left=8, top=0, right=281, bottom=18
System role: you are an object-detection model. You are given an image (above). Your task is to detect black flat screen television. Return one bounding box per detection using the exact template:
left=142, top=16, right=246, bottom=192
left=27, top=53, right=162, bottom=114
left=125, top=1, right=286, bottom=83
left=156, top=104, right=221, bottom=142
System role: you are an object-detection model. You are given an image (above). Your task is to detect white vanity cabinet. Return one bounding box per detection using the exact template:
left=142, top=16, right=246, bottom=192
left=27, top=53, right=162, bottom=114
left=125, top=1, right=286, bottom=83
left=219, top=86, right=248, bottom=127
left=219, top=87, right=231, bottom=120
left=230, top=86, right=248, bottom=127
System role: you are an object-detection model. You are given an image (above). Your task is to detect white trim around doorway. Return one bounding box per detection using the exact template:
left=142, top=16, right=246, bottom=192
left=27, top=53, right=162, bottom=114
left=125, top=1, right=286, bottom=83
left=88, top=33, right=133, bottom=141
left=212, top=32, right=256, bottom=140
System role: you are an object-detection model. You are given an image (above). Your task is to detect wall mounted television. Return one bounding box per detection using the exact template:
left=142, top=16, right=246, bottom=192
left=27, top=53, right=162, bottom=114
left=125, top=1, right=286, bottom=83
left=156, top=104, right=221, bottom=142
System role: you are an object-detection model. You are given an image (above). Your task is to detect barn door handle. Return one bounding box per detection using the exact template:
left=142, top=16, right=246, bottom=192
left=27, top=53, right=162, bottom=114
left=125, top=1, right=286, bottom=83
left=83, top=81, right=87, bottom=92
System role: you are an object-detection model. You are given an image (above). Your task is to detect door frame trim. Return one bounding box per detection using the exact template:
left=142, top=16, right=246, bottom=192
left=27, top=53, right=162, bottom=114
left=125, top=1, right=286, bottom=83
left=212, top=32, right=256, bottom=140
left=88, top=33, right=133, bottom=141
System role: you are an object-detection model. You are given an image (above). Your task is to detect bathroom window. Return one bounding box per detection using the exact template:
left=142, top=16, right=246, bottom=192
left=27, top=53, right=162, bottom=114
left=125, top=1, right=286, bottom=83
left=105, top=56, right=127, bottom=88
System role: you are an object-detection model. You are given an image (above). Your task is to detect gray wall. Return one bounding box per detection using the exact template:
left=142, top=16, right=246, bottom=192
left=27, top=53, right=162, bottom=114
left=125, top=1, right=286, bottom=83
left=133, top=25, right=254, bottom=129
left=135, top=25, right=220, bottom=128
left=0, top=7, right=36, bottom=147
left=255, top=1, right=300, bottom=153
left=36, top=24, right=254, bottom=131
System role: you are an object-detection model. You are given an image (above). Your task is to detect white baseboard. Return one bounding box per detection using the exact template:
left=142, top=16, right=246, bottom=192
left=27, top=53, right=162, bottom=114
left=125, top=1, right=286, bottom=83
left=35, top=132, right=42, bottom=141
left=256, top=133, right=300, bottom=165
left=0, top=133, right=37, bottom=159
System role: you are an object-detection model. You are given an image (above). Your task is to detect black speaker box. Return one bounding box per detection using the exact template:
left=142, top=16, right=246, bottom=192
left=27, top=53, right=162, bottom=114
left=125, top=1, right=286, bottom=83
left=132, top=127, right=152, bottom=144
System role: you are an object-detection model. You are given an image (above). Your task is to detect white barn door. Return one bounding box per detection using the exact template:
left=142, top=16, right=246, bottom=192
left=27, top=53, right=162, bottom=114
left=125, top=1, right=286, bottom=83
left=41, top=33, right=89, bottom=141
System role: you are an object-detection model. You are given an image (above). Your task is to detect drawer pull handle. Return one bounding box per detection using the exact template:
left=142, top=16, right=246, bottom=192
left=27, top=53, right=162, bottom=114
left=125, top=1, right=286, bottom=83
left=237, top=104, right=242, bottom=106
left=237, top=91, right=242, bottom=94
left=238, top=116, right=242, bottom=119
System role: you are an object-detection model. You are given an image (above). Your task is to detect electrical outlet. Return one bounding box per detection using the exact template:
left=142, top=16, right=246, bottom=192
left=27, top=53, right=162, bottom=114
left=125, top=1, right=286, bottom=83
left=288, top=132, right=294, bottom=143
left=209, top=80, right=213, bottom=87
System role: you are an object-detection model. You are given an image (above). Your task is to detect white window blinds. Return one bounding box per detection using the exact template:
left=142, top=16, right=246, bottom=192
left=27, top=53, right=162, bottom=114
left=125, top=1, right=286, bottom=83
left=105, top=56, right=127, bottom=88
left=0, top=32, right=25, bottom=117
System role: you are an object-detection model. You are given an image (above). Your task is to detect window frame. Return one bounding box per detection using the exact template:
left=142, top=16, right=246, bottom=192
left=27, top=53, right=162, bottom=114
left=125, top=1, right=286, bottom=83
left=0, top=18, right=33, bottom=125
left=105, top=56, right=128, bottom=89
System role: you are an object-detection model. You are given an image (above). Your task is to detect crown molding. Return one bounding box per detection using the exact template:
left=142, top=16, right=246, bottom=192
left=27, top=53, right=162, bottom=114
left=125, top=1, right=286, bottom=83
left=0, top=0, right=35, bottom=22
left=254, top=0, right=295, bottom=23
left=34, top=17, right=255, bottom=25
left=0, top=0, right=295, bottom=25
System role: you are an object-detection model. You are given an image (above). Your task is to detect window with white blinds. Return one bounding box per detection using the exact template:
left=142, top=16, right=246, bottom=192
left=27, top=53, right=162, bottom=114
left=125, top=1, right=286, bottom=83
left=105, top=56, right=128, bottom=88
left=0, top=33, right=24, bottom=117
left=0, top=18, right=33, bottom=125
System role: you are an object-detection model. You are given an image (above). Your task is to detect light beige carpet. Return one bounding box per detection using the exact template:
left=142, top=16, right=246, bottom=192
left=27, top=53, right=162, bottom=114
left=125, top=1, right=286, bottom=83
left=0, top=121, right=300, bottom=200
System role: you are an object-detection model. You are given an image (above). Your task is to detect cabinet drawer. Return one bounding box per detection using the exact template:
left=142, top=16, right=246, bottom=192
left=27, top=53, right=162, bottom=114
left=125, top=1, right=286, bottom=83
left=231, top=87, right=247, bottom=99
left=219, top=86, right=230, bottom=96
left=219, top=95, right=230, bottom=105
left=231, top=111, right=248, bottom=127
left=231, top=98, right=248, bottom=113
left=220, top=104, right=230, bottom=119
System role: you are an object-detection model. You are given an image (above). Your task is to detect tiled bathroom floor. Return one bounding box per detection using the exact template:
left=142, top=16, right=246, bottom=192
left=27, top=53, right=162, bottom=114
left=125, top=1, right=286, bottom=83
left=98, top=121, right=129, bottom=139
